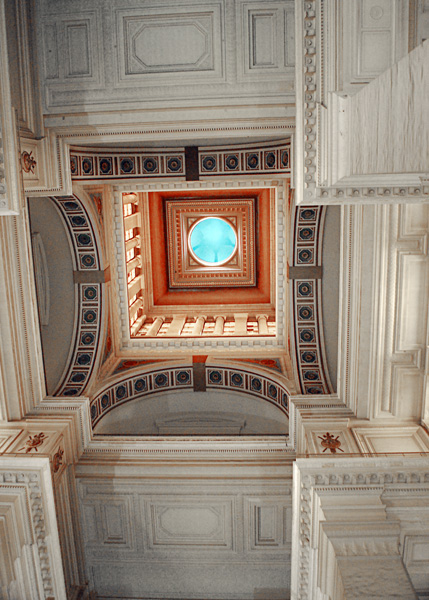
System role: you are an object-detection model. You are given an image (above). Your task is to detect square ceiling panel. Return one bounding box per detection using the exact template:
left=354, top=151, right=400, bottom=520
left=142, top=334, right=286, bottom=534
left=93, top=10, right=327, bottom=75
left=146, top=188, right=273, bottom=308
left=113, top=180, right=287, bottom=353
left=165, top=197, right=256, bottom=288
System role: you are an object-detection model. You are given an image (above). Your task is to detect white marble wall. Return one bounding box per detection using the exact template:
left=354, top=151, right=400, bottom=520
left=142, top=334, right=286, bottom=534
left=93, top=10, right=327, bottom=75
left=77, top=472, right=292, bottom=599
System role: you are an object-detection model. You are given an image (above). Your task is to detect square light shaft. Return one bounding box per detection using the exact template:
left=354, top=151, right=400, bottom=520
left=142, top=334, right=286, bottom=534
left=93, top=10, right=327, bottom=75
left=165, top=197, right=256, bottom=288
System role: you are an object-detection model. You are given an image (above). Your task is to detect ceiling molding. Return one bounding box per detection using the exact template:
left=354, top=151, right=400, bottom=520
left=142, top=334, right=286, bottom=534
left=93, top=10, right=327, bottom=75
left=49, top=194, right=106, bottom=398
left=89, top=361, right=290, bottom=432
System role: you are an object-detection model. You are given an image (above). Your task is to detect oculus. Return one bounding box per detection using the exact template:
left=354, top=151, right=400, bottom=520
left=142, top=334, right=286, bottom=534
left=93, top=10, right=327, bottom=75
left=189, top=217, right=237, bottom=266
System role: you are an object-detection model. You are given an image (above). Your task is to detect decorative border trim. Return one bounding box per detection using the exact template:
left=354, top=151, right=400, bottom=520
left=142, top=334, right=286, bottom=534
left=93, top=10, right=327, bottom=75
left=206, top=365, right=289, bottom=415
left=295, top=0, right=318, bottom=204
left=292, top=206, right=324, bottom=267
left=90, top=366, right=193, bottom=427
left=50, top=195, right=104, bottom=396
left=69, top=141, right=291, bottom=180
left=317, top=185, right=429, bottom=203
left=90, top=364, right=289, bottom=429
left=291, top=206, right=333, bottom=394
left=199, top=141, right=291, bottom=176
left=70, top=149, right=185, bottom=179
left=54, top=123, right=294, bottom=139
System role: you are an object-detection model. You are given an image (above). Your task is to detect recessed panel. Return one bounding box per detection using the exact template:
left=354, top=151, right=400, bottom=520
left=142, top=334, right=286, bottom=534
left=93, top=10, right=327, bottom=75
left=147, top=498, right=233, bottom=549
left=165, top=197, right=256, bottom=288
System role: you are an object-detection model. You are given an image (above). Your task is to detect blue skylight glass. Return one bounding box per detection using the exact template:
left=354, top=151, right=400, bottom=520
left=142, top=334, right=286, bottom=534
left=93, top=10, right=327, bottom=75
left=189, top=217, right=237, bottom=265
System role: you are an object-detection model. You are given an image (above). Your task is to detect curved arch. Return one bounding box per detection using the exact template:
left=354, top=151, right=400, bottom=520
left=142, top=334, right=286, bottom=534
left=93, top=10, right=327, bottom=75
left=49, top=193, right=105, bottom=396
left=291, top=205, right=335, bottom=395
left=89, top=361, right=290, bottom=430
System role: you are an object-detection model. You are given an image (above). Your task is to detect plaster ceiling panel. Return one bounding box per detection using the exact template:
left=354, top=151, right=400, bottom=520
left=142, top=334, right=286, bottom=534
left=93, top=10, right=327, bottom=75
left=165, top=197, right=256, bottom=288
left=28, top=197, right=75, bottom=395
left=147, top=189, right=271, bottom=303
left=94, top=389, right=288, bottom=436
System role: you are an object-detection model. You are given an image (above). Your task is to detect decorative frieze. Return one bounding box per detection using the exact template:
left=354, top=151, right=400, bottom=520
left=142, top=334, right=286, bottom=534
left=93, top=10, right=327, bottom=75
left=70, top=148, right=185, bottom=180
left=90, top=362, right=289, bottom=429
left=69, top=141, right=291, bottom=181
left=291, top=206, right=333, bottom=394
left=50, top=195, right=104, bottom=397
left=199, top=141, right=291, bottom=176
left=206, top=364, right=289, bottom=415
left=316, top=185, right=429, bottom=204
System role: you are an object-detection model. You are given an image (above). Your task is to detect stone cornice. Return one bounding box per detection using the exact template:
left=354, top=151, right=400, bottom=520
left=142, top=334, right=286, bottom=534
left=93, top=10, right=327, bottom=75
left=0, top=456, right=67, bottom=599
left=295, top=0, right=429, bottom=205
left=291, top=456, right=429, bottom=600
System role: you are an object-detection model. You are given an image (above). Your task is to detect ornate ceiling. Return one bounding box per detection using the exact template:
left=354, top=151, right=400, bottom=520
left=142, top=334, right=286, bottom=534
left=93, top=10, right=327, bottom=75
left=0, top=1, right=428, bottom=599
left=27, top=155, right=337, bottom=436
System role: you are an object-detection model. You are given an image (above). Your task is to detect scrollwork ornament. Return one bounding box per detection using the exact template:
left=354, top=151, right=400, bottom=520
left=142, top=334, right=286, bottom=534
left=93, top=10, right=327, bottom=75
left=318, top=432, right=344, bottom=454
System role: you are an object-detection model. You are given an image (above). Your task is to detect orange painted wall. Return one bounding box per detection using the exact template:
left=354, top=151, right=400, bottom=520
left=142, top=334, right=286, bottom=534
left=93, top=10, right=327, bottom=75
left=147, top=188, right=273, bottom=306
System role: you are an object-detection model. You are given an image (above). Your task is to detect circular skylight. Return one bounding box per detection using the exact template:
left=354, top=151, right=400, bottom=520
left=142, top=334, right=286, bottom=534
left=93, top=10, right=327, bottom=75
left=189, top=217, right=237, bottom=266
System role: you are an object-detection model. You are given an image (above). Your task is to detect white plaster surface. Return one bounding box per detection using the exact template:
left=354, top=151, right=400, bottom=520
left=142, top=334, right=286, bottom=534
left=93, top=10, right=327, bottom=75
left=95, top=389, right=288, bottom=436
left=28, top=197, right=75, bottom=394
left=77, top=473, right=292, bottom=600
left=321, top=206, right=341, bottom=390
left=349, top=40, right=429, bottom=176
